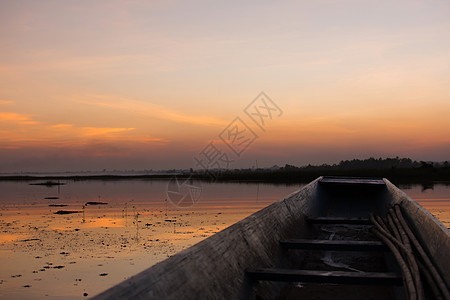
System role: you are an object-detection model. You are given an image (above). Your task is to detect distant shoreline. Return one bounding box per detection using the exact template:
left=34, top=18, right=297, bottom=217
left=2, top=157, right=449, bottom=184
left=0, top=174, right=178, bottom=181
left=1, top=168, right=449, bottom=185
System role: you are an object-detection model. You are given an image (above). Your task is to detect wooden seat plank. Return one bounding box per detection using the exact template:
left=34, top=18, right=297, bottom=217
left=307, top=217, right=372, bottom=225
left=246, top=268, right=402, bottom=285
left=280, top=239, right=387, bottom=251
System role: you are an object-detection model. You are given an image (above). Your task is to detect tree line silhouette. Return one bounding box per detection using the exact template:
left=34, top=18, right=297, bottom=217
left=1, top=157, right=448, bottom=184
left=203, top=157, right=450, bottom=184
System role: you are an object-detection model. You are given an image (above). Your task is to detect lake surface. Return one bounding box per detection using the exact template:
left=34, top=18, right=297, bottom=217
left=0, top=179, right=448, bottom=299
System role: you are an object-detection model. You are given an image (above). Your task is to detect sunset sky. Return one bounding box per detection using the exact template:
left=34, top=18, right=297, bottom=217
left=1, top=0, right=449, bottom=172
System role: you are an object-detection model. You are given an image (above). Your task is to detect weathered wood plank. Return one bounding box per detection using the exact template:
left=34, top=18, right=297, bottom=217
left=280, top=239, right=388, bottom=251
left=307, top=217, right=372, bottom=225
left=246, top=268, right=402, bottom=285
left=319, top=177, right=386, bottom=185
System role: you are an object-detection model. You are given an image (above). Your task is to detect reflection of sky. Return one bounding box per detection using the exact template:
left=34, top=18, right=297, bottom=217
left=0, top=180, right=303, bottom=207
left=0, top=180, right=448, bottom=216
left=400, top=183, right=450, bottom=208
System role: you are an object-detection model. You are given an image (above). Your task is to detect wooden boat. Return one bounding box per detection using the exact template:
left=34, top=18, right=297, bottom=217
left=93, top=177, right=450, bottom=299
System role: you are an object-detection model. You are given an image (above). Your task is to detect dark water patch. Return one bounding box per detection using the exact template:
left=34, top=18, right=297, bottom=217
left=53, top=266, right=65, bottom=269
left=85, top=201, right=108, bottom=206
left=54, top=210, right=82, bottom=215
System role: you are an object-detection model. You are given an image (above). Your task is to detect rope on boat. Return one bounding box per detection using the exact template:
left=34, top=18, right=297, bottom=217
left=371, top=225, right=416, bottom=299
left=370, top=204, right=450, bottom=300
left=394, top=205, right=450, bottom=300
left=388, top=208, right=423, bottom=299
left=370, top=214, right=419, bottom=300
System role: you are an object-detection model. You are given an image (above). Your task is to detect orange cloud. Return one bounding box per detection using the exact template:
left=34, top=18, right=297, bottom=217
left=79, top=94, right=228, bottom=127
left=50, top=123, right=73, bottom=128
left=0, top=113, right=169, bottom=150
left=0, top=112, right=39, bottom=125
left=0, top=100, right=14, bottom=105
left=80, top=127, right=135, bottom=137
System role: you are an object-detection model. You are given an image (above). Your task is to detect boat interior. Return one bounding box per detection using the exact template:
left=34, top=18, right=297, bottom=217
left=247, top=177, right=424, bottom=299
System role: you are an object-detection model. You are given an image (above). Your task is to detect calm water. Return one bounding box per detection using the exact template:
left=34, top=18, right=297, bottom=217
left=0, top=179, right=302, bottom=216
left=0, top=179, right=448, bottom=221
left=0, top=179, right=448, bottom=299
